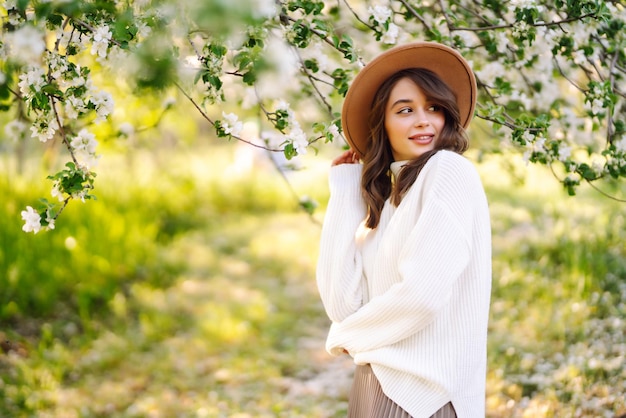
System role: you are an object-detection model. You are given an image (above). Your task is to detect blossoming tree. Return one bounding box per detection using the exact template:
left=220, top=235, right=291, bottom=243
left=0, top=0, right=624, bottom=232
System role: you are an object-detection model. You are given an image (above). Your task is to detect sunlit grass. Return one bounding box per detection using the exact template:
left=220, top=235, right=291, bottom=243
left=1, top=146, right=625, bottom=417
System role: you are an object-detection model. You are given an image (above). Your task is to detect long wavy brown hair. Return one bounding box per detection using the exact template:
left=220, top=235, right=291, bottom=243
left=361, top=68, right=470, bottom=229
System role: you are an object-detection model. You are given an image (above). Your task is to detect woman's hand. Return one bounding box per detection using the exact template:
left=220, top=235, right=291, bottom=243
left=331, top=149, right=360, bottom=166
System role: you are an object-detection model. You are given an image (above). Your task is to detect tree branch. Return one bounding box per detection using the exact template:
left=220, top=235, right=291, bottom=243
left=585, top=177, right=626, bottom=203
left=340, top=0, right=377, bottom=32
left=606, top=49, right=620, bottom=143
left=174, top=82, right=284, bottom=152
left=292, top=49, right=334, bottom=115
left=398, top=0, right=433, bottom=32
left=449, top=11, right=597, bottom=32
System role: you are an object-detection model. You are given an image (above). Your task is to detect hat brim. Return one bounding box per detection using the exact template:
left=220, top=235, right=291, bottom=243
left=341, top=42, right=477, bottom=157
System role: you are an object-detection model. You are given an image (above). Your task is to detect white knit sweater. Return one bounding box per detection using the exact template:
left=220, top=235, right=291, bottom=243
left=316, top=150, right=492, bottom=418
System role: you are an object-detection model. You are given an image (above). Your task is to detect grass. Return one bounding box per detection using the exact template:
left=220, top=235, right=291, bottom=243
left=0, top=145, right=625, bottom=417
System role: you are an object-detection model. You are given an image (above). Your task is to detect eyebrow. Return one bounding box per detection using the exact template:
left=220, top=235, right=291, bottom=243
left=388, top=98, right=413, bottom=108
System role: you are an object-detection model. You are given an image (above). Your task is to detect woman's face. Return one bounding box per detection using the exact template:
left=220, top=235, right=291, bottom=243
left=384, top=77, right=445, bottom=161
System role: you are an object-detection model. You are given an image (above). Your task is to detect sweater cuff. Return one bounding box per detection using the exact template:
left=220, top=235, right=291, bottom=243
left=329, top=164, right=362, bottom=197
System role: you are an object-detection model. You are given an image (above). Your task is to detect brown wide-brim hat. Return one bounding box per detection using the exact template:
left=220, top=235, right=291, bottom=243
left=341, top=41, right=477, bottom=157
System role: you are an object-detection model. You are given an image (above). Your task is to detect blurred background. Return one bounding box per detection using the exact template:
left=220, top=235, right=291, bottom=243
left=1, top=85, right=625, bottom=417
left=1, top=0, right=626, bottom=416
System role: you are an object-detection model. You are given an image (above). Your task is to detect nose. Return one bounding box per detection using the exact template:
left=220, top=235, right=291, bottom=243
left=413, top=110, right=430, bottom=127
left=414, top=113, right=430, bottom=127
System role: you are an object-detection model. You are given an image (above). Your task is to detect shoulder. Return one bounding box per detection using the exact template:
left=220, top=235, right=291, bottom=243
left=422, top=150, right=480, bottom=185
left=419, top=150, right=486, bottom=204
left=328, top=163, right=364, bottom=197
left=428, top=149, right=476, bottom=172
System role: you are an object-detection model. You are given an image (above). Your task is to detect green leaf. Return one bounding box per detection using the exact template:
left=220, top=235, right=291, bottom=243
left=42, top=84, right=63, bottom=96
left=47, top=13, right=64, bottom=26
left=312, top=18, right=330, bottom=34
left=209, top=43, right=227, bottom=57
left=304, top=59, right=319, bottom=73
left=242, top=71, right=256, bottom=85
left=16, top=0, right=29, bottom=11
left=299, top=198, right=317, bottom=215
left=283, top=143, right=297, bottom=160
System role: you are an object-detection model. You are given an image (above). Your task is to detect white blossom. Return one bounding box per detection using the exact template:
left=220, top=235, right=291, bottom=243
left=512, top=20, right=530, bottom=39
left=565, top=172, right=581, bottom=183
left=557, top=145, right=572, bottom=162
left=162, top=96, right=176, bottom=108
left=276, top=100, right=290, bottom=112
left=572, top=49, right=587, bottom=65
left=5, top=24, right=46, bottom=65
left=327, top=124, right=340, bottom=142
left=30, top=116, right=59, bottom=143
left=571, top=21, right=593, bottom=49
left=534, top=136, right=546, bottom=150
left=368, top=4, right=392, bottom=25
left=615, top=135, right=626, bottom=153
left=522, top=130, right=535, bottom=146
left=136, top=21, right=152, bottom=39
left=456, top=31, right=481, bottom=48
left=509, top=0, right=543, bottom=12
left=21, top=206, right=42, bottom=233
left=476, top=62, right=506, bottom=85
left=591, top=159, right=605, bottom=175
left=510, top=90, right=533, bottom=110
left=7, top=13, right=21, bottom=27
left=287, top=126, right=308, bottom=155
left=71, top=129, right=100, bottom=169
left=275, top=100, right=301, bottom=128
left=4, top=119, right=28, bottom=142
left=253, top=0, right=278, bottom=18
left=3, top=0, right=18, bottom=9
left=90, top=90, right=114, bottom=122
left=91, top=25, right=112, bottom=58
left=585, top=98, right=604, bottom=115
left=494, top=31, right=509, bottom=54
left=45, top=211, right=55, bottom=230
left=65, top=71, right=87, bottom=89
left=64, top=95, right=87, bottom=120
left=119, top=122, right=135, bottom=136
left=241, top=87, right=258, bottom=110
left=46, top=51, right=69, bottom=79
left=221, top=112, right=243, bottom=136
left=132, top=0, right=151, bottom=7
left=381, top=23, right=399, bottom=44
left=307, top=43, right=330, bottom=72
left=71, top=129, right=98, bottom=154
left=18, top=67, right=46, bottom=97
left=54, top=27, right=74, bottom=49
left=51, top=183, right=65, bottom=202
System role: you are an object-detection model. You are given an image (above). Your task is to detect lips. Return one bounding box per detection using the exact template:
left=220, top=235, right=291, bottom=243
left=409, top=134, right=434, bottom=144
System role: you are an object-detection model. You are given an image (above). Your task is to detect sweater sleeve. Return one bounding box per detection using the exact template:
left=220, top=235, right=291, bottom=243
left=325, top=155, right=485, bottom=355
left=316, top=163, right=368, bottom=323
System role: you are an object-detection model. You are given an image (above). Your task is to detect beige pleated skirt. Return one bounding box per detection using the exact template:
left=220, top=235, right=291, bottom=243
left=347, top=364, right=457, bottom=418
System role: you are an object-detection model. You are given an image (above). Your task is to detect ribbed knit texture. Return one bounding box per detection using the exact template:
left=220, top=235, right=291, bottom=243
left=349, top=364, right=458, bottom=418
left=316, top=150, right=492, bottom=418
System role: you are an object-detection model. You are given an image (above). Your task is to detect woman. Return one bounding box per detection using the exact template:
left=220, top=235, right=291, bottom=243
left=316, top=42, right=492, bottom=417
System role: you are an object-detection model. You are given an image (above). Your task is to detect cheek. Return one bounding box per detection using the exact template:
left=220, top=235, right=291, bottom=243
left=434, top=114, right=446, bottom=130
left=384, top=118, right=396, bottom=138
left=385, top=116, right=407, bottom=136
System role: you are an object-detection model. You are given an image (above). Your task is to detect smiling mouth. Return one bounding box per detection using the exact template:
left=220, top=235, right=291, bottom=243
left=409, top=134, right=434, bottom=144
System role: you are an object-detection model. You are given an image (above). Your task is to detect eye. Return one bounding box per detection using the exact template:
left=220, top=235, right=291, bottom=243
left=397, top=107, right=412, bottom=114
left=427, top=104, right=442, bottom=112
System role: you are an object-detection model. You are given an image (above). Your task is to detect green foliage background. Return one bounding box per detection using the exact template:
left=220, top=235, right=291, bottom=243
left=1, top=141, right=625, bottom=417
left=1, top=0, right=625, bottom=415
